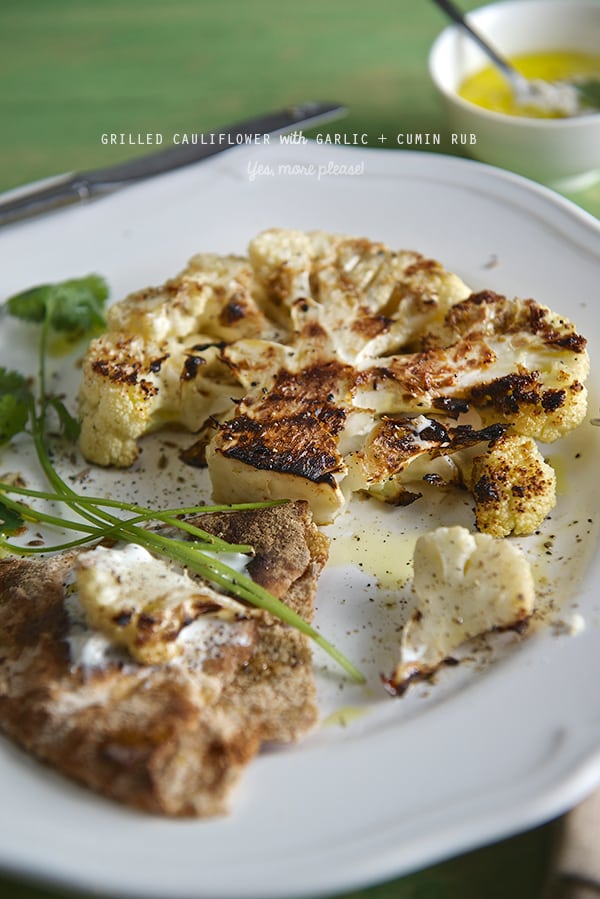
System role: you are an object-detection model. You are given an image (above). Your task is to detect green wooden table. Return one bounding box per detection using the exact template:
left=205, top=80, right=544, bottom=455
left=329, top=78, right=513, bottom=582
left=0, top=2, right=597, bottom=898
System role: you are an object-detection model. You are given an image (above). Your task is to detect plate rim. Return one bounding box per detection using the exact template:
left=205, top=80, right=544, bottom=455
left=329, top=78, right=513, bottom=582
left=0, top=143, right=599, bottom=899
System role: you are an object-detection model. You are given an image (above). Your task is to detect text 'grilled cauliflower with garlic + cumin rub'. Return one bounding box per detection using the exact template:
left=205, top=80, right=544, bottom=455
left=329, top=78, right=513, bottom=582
left=78, top=228, right=589, bottom=538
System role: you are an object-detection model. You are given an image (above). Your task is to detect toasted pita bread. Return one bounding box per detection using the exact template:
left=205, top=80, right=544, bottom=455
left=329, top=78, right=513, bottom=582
left=0, top=501, right=327, bottom=817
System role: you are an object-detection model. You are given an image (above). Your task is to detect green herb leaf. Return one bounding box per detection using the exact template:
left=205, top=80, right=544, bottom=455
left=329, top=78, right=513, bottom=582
left=47, top=275, right=109, bottom=335
left=47, top=397, right=81, bottom=441
left=0, top=500, right=25, bottom=535
left=6, top=274, right=109, bottom=337
left=0, top=368, right=33, bottom=444
left=577, top=78, right=600, bottom=111
left=6, top=284, right=51, bottom=323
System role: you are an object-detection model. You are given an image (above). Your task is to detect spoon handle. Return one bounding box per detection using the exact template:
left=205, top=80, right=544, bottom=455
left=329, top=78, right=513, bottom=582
left=430, top=0, right=526, bottom=88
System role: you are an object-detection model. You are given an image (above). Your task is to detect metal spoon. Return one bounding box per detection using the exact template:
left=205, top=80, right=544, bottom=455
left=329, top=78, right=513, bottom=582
left=431, top=0, right=599, bottom=115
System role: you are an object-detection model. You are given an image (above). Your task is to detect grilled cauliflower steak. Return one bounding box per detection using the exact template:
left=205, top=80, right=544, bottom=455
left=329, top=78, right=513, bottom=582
left=207, top=358, right=372, bottom=523
left=78, top=228, right=589, bottom=535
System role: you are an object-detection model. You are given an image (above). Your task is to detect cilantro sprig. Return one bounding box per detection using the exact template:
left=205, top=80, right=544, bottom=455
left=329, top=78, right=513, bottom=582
left=0, top=276, right=364, bottom=684
left=6, top=274, right=108, bottom=333
left=0, top=369, right=31, bottom=444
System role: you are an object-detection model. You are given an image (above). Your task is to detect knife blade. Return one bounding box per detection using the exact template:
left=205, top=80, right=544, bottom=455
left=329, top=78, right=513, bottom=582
left=0, top=101, right=346, bottom=227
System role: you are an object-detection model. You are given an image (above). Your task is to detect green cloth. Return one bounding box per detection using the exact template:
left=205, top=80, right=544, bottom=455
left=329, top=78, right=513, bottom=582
left=0, top=1, right=597, bottom=898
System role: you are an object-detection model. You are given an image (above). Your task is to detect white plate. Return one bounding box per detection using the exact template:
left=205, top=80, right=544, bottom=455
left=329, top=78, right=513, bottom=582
left=1, top=142, right=599, bottom=899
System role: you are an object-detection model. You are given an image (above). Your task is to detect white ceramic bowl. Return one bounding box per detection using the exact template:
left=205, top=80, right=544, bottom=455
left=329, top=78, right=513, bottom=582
left=428, top=0, right=600, bottom=189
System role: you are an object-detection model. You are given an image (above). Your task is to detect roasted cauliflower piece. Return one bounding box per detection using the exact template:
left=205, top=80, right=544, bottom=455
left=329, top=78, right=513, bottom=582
left=344, top=415, right=509, bottom=504
left=355, top=291, right=588, bottom=443
left=249, top=227, right=471, bottom=363
left=76, top=544, right=255, bottom=666
left=207, top=360, right=372, bottom=525
left=107, top=253, right=282, bottom=344
left=78, top=253, right=281, bottom=467
left=78, top=334, right=165, bottom=467
left=386, top=525, right=535, bottom=694
left=79, top=336, right=243, bottom=467
left=463, top=433, right=557, bottom=537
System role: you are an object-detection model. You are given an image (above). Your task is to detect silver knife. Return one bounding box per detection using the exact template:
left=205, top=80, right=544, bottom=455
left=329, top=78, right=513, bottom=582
left=0, top=101, right=346, bottom=227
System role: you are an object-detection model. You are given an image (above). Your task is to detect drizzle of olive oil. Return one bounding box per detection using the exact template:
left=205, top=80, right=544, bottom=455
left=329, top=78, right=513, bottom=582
left=458, top=50, right=600, bottom=118
left=322, top=705, right=370, bottom=728
left=327, top=526, right=417, bottom=589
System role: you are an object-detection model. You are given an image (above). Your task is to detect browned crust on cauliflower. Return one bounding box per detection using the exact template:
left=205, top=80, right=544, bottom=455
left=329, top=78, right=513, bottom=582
left=467, top=434, right=557, bottom=537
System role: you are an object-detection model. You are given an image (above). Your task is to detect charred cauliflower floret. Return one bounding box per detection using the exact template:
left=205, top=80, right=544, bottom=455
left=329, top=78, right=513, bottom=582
left=386, top=525, right=535, bottom=694
left=78, top=254, right=279, bottom=467
left=464, top=433, right=557, bottom=537
left=79, top=335, right=242, bottom=467
left=344, top=415, right=506, bottom=505
left=207, top=359, right=372, bottom=524
left=355, top=291, right=588, bottom=443
left=249, top=227, right=471, bottom=363
left=78, top=334, right=164, bottom=467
